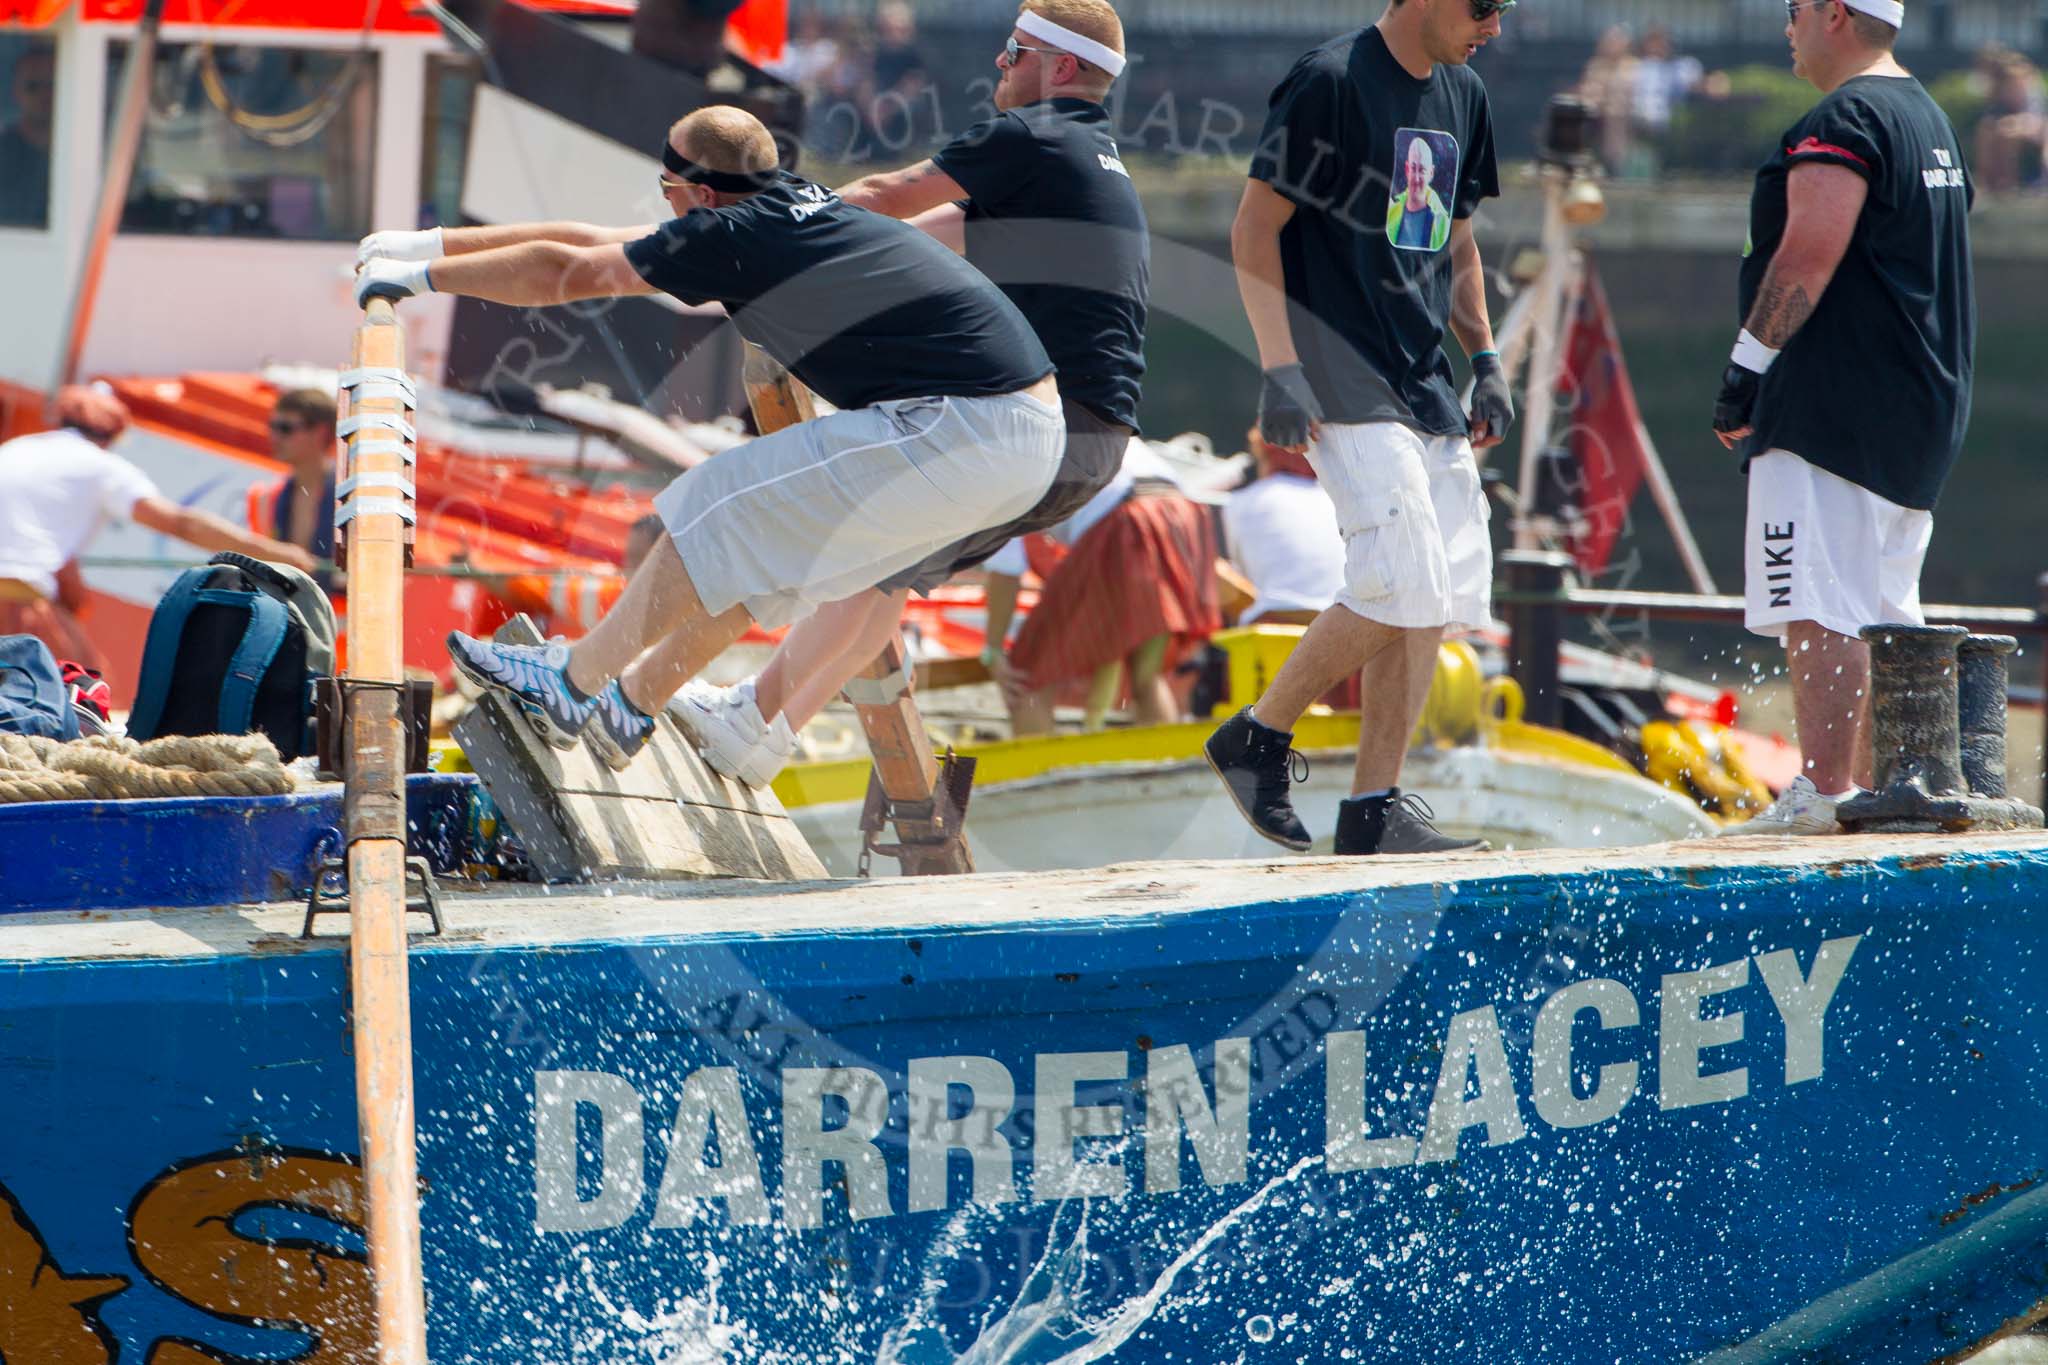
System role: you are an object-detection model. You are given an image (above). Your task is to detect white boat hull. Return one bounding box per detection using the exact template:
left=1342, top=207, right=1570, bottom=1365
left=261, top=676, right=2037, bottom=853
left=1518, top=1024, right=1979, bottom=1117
left=794, top=745, right=1715, bottom=877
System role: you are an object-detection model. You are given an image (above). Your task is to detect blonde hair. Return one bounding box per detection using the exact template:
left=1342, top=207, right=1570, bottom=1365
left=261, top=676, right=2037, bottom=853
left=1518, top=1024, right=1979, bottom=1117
left=669, top=106, right=779, bottom=177
left=1019, top=0, right=1126, bottom=72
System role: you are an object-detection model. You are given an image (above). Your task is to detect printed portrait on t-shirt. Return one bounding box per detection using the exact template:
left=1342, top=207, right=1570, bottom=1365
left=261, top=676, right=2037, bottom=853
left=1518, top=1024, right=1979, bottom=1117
left=1386, top=128, right=1460, bottom=253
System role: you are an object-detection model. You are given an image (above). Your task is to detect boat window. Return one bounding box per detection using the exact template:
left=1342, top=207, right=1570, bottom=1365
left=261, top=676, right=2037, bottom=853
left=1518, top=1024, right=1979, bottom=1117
left=110, top=41, right=377, bottom=241
left=0, top=34, right=56, bottom=230
left=419, top=53, right=480, bottom=229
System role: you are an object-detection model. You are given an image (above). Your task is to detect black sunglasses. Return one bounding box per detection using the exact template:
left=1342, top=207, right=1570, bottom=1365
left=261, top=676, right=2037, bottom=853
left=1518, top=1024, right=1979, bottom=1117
left=1003, top=36, right=1081, bottom=68
left=1470, top=0, right=1516, bottom=18
left=270, top=418, right=308, bottom=435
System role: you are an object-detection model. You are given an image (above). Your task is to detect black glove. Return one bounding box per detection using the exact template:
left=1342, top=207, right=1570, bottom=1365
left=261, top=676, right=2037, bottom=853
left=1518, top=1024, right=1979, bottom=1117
left=1257, top=364, right=1324, bottom=450
left=1468, top=351, right=1514, bottom=445
left=1713, top=364, right=1762, bottom=443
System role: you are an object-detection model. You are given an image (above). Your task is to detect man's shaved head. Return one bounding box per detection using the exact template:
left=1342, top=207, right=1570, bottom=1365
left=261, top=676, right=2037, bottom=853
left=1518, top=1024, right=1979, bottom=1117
left=669, top=106, right=779, bottom=177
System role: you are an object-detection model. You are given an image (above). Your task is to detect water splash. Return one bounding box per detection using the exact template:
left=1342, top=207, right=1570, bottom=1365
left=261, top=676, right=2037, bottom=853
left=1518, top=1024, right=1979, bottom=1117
left=579, top=1254, right=760, bottom=1363
left=882, top=1152, right=1327, bottom=1365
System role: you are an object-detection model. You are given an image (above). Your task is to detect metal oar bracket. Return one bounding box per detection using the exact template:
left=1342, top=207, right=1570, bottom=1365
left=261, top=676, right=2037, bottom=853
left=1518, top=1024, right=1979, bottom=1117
left=302, top=854, right=444, bottom=939
left=337, top=366, right=420, bottom=566
left=858, top=748, right=977, bottom=879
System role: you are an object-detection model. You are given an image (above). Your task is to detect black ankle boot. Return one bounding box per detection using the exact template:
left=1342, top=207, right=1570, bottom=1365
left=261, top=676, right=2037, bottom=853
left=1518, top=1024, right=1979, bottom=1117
left=1203, top=708, right=1313, bottom=851
left=1335, top=789, right=1490, bottom=855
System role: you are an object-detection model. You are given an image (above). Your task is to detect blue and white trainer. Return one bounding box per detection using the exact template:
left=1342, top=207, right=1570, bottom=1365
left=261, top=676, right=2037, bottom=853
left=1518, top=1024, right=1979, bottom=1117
left=447, top=632, right=595, bottom=750
left=588, top=681, right=657, bottom=771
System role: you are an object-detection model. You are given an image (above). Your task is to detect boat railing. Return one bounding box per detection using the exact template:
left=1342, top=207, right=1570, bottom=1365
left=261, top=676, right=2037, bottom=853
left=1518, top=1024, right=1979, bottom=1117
left=1494, top=548, right=2048, bottom=798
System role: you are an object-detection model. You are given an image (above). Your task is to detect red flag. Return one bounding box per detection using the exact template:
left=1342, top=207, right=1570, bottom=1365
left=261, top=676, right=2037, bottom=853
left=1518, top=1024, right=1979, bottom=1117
left=1559, top=265, right=1650, bottom=579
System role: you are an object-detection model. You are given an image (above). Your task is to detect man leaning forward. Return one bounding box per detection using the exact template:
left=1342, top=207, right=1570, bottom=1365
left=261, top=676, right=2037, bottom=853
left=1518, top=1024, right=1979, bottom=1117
left=355, top=106, right=1063, bottom=768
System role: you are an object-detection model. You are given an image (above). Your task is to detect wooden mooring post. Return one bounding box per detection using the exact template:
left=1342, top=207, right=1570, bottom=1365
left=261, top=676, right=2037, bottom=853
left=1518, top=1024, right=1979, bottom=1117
left=339, top=298, right=430, bottom=1362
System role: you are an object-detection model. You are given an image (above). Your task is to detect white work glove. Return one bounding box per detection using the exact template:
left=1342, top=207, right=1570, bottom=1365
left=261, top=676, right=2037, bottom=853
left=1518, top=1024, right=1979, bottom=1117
left=355, top=226, right=443, bottom=269
left=355, top=258, right=434, bottom=309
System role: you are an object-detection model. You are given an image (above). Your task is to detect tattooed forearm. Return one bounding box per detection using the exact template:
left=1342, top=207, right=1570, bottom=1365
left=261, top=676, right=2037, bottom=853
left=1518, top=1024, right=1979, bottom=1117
left=1744, top=271, right=1818, bottom=350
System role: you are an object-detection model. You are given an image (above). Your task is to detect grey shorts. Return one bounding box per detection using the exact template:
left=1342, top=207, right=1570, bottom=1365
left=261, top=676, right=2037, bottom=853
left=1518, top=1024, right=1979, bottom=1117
left=879, top=397, right=1134, bottom=595
left=656, top=391, right=1063, bottom=629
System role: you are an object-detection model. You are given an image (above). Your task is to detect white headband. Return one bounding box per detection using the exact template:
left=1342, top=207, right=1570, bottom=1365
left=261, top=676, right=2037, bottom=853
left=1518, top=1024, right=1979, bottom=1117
left=1015, top=9, right=1127, bottom=79
left=1843, top=0, right=1905, bottom=26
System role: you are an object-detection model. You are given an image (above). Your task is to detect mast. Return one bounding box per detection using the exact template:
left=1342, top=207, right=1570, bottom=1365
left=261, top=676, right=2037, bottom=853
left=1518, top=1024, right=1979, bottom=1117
left=51, top=0, right=166, bottom=394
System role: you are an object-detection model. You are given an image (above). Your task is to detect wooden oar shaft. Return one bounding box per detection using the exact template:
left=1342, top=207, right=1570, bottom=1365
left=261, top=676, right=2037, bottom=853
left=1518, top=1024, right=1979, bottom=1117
left=342, top=297, right=429, bottom=1364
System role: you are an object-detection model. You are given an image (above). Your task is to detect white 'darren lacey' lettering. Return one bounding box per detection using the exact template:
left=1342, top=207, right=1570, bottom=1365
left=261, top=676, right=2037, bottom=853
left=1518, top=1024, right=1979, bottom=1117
left=533, top=1069, right=646, bottom=1233
left=783, top=1066, right=893, bottom=1229
left=908, top=1056, right=1020, bottom=1213
left=653, top=1067, right=771, bottom=1228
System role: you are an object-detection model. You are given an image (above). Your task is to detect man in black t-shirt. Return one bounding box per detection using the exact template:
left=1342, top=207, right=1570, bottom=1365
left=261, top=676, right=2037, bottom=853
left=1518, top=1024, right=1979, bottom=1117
left=679, top=0, right=1151, bottom=788
left=1711, top=0, right=1975, bottom=835
left=1203, top=0, right=1516, bottom=859
left=356, top=106, right=1064, bottom=771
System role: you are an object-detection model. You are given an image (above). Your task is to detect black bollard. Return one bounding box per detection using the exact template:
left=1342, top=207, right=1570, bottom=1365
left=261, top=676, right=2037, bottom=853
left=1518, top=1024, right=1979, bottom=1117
left=1839, top=625, right=2043, bottom=833
left=1502, top=550, right=1571, bottom=731
left=1958, top=635, right=2017, bottom=798
left=1956, top=633, right=2043, bottom=829
left=1838, top=625, right=1970, bottom=833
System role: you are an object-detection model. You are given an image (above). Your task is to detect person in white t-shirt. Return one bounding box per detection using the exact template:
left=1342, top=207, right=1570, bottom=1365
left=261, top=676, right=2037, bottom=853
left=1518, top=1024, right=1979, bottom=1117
left=0, top=385, right=315, bottom=671
left=1222, top=429, right=1344, bottom=627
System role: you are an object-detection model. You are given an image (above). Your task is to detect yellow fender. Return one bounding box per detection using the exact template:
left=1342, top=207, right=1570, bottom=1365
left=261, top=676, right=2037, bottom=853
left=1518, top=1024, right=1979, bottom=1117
left=1685, top=719, right=1775, bottom=818
left=1641, top=720, right=1762, bottom=819
left=1415, top=640, right=1486, bottom=747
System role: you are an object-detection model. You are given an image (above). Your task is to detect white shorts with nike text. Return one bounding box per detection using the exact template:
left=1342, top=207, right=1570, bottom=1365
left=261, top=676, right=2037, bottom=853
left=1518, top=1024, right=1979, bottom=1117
left=1306, top=421, right=1492, bottom=631
left=1744, top=450, right=1933, bottom=641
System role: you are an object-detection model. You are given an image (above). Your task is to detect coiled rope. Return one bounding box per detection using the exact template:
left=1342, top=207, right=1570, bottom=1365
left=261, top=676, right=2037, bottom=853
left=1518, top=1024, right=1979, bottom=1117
left=0, top=733, right=295, bottom=804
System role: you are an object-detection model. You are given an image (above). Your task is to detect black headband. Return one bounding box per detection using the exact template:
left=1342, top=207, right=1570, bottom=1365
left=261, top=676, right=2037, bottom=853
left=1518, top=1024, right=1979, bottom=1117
left=661, top=142, right=769, bottom=194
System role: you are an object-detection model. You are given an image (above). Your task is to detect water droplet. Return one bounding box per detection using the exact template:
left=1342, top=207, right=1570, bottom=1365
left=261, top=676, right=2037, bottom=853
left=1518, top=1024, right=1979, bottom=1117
left=1246, top=1315, right=1276, bottom=1343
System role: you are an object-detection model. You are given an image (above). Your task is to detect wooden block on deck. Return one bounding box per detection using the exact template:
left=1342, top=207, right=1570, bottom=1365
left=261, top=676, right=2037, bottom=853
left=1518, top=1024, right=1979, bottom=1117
left=453, top=621, right=826, bottom=883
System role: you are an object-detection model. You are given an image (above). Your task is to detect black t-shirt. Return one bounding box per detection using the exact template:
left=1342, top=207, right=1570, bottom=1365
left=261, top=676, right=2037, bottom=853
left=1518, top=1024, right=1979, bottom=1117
left=624, top=173, right=1052, bottom=412
left=1249, top=27, right=1499, bottom=434
left=1739, top=76, right=1975, bottom=510
left=932, top=98, right=1150, bottom=431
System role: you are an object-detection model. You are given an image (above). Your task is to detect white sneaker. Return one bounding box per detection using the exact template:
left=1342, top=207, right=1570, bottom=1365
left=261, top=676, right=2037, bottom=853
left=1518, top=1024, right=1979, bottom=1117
left=1726, top=776, right=1851, bottom=836
left=670, top=680, right=795, bottom=789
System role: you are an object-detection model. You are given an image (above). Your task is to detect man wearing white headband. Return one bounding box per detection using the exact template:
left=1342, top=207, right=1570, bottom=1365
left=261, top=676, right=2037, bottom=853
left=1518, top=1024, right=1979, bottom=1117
left=1206, top=0, right=1512, bottom=859
left=1712, top=0, right=1976, bottom=835
left=676, top=0, right=1152, bottom=788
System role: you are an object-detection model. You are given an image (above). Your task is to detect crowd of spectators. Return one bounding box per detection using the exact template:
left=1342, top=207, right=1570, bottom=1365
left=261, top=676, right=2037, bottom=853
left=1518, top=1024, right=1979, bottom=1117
left=1969, top=45, right=2047, bottom=194
left=1572, top=25, right=1708, bottom=178
left=768, top=2, right=937, bottom=162
left=1568, top=24, right=2047, bottom=194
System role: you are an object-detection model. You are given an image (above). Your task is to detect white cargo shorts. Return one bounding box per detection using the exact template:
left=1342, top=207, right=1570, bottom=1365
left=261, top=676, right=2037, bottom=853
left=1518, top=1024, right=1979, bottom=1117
left=1744, top=450, right=1932, bottom=641
left=657, top=391, right=1063, bottom=629
left=1306, top=420, right=1492, bottom=631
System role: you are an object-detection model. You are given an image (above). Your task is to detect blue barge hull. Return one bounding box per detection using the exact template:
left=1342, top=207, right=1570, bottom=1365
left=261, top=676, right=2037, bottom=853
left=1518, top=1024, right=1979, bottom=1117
left=1, top=836, right=2044, bottom=1363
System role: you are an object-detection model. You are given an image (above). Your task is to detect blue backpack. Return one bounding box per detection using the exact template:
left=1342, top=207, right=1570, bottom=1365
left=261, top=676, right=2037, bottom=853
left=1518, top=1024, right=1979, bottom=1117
left=127, top=554, right=337, bottom=760
left=0, top=634, right=80, bottom=742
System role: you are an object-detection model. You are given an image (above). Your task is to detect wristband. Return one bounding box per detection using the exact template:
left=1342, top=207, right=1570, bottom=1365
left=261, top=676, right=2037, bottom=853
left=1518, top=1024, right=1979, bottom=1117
left=1469, top=349, right=1500, bottom=364
left=980, top=644, right=1003, bottom=669
left=1729, top=329, right=1780, bottom=375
